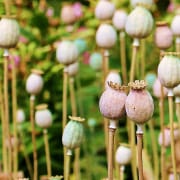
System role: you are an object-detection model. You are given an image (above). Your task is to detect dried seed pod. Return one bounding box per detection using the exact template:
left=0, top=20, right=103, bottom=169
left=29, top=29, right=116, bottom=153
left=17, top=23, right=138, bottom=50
left=125, top=80, right=154, bottom=124
left=0, top=17, right=20, bottom=48
left=105, top=70, right=122, bottom=89
left=155, top=21, right=173, bottom=50
left=171, top=14, right=180, bottom=37
left=158, top=55, right=180, bottom=88
left=26, top=69, right=44, bottom=95
left=99, top=81, right=127, bottom=120
left=66, top=61, right=79, bottom=77
left=115, top=144, right=132, bottom=165
left=153, top=78, right=168, bottom=98
left=61, top=4, right=76, bottom=24
left=95, top=0, right=115, bottom=20
left=89, top=52, right=102, bottom=71
left=56, top=40, right=78, bottom=65
left=16, top=109, right=25, bottom=124
left=125, top=6, right=153, bottom=39
left=96, top=24, right=117, bottom=49
left=62, top=116, right=84, bottom=150
left=35, top=104, right=52, bottom=129
left=112, top=10, right=128, bottom=31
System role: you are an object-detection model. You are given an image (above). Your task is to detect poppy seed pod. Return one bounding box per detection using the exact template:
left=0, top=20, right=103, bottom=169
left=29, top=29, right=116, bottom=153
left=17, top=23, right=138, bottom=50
left=56, top=41, right=78, bottom=65
left=130, top=0, right=153, bottom=8
left=95, top=0, right=115, bottom=20
left=112, top=10, right=128, bottom=31
left=125, top=80, right=154, bottom=124
left=173, top=84, right=180, bottom=97
left=158, top=55, right=180, bottom=89
left=99, top=81, right=127, bottom=120
left=171, top=14, right=180, bottom=37
left=89, top=52, right=102, bottom=71
left=145, top=72, right=156, bottom=89
left=35, top=104, right=52, bottom=129
left=105, top=70, right=122, bottom=89
left=61, top=4, right=76, bottom=24
left=16, top=109, right=25, bottom=124
left=0, top=17, right=20, bottom=48
left=125, top=6, right=153, bottom=39
left=153, top=78, right=168, bottom=98
left=115, top=144, right=132, bottom=165
left=155, top=21, right=173, bottom=50
left=62, top=116, right=84, bottom=152
left=96, top=24, right=117, bottom=49
left=26, top=69, right=44, bottom=95
left=67, top=61, right=79, bottom=77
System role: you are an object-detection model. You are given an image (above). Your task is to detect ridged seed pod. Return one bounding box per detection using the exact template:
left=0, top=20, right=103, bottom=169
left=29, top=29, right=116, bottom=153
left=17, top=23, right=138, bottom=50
left=26, top=69, right=44, bottom=95
left=158, top=55, right=180, bottom=88
left=125, top=6, right=153, bottom=39
left=125, top=80, right=154, bottom=124
left=0, top=17, right=20, bottom=48
left=56, top=41, right=78, bottom=65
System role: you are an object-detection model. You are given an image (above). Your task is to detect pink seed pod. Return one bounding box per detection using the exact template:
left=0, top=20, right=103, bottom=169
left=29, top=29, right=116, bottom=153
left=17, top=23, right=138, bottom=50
left=96, top=24, right=117, bottom=49
left=125, top=80, right=154, bottom=124
left=115, top=144, right=132, bottom=165
left=56, top=40, right=78, bottom=65
left=26, top=69, right=44, bottom=95
left=99, top=81, right=127, bottom=120
left=61, top=4, right=76, bottom=24
left=153, top=78, right=168, bottom=98
left=154, top=21, right=173, bottom=50
left=35, top=104, right=52, bottom=129
left=105, top=70, right=122, bottom=89
left=112, top=10, right=128, bottom=31
left=16, top=109, right=25, bottom=124
left=171, top=14, right=180, bottom=37
left=95, top=0, right=115, bottom=21
left=158, top=55, right=180, bottom=89
left=67, top=61, right=79, bottom=77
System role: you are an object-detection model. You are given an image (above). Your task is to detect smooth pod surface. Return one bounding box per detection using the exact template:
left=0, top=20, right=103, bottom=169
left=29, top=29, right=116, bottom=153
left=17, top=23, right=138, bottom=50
left=62, top=120, right=84, bottom=149
left=173, top=84, right=180, bottom=97
left=89, top=52, right=102, bottom=71
left=130, top=0, right=153, bottom=7
left=96, top=24, right=117, bottom=49
left=17, top=109, right=25, bottom=124
left=61, top=5, right=76, bottom=24
left=56, top=41, right=78, bottom=65
left=125, top=6, right=153, bottom=39
left=0, top=18, right=20, bottom=48
left=125, top=89, right=154, bottom=124
left=158, top=55, right=180, bottom=88
left=171, top=14, right=180, bottom=36
left=67, top=61, right=79, bottom=77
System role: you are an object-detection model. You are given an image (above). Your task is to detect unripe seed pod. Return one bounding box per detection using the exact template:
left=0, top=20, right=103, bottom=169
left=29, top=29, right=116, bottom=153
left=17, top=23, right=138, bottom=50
left=26, top=69, right=44, bottom=95
left=158, top=55, right=180, bottom=88
left=112, top=10, right=128, bottom=31
left=155, top=21, right=173, bottom=50
left=56, top=41, right=78, bottom=65
left=115, top=144, right=132, bottom=165
left=16, top=109, right=25, bottom=124
left=125, top=6, right=153, bottom=39
left=89, top=52, right=102, bottom=71
left=62, top=116, right=84, bottom=151
left=145, top=72, right=156, bottom=89
left=67, top=61, right=79, bottom=77
left=96, top=24, right=117, bottom=49
left=171, top=14, right=180, bottom=37
left=99, top=81, right=127, bottom=120
left=35, top=104, right=52, bottom=129
left=0, top=17, right=20, bottom=48
left=130, top=0, right=153, bottom=8
left=173, top=84, right=180, bottom=97
left=125, top=80, right=154, bottom=124
left=95, top=0, right=115, bottom=20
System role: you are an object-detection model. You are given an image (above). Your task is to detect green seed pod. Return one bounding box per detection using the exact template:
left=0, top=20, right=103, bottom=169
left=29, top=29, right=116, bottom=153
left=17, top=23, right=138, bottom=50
left=62, top=116, right=84, bottom=151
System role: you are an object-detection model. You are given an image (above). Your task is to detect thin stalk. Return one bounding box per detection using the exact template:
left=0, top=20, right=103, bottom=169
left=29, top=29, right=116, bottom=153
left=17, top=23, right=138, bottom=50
left=12, top=56, right=18, bottom=179
left=175, top=99, right=180, bottom=125
left=119, top=165, right=125, bottom=180
left=4, top=0, right=11, bottom=16
left=176, top=37, right=180, bottom=54
left=3, top=49, right=12, bottom=174
left=65, top=149, right=72, bottom=180
left=148, top=120, right=159, bottom=180
left=136, top=125, right=144, bottom=180
left=43, top=129, right=51, bottom=177
left=0, top=79, right=7, bottom=172
left=30, top=95, right=38, bottom=180
left=168, top=90, right=177, bottom=180
left=108, top=120, right=116, bottom=180
left=140, top=39, right=145, bottom=79
left=119, top=31, right=127, bottom=84
left=69, top=77, right=81, bottom=180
